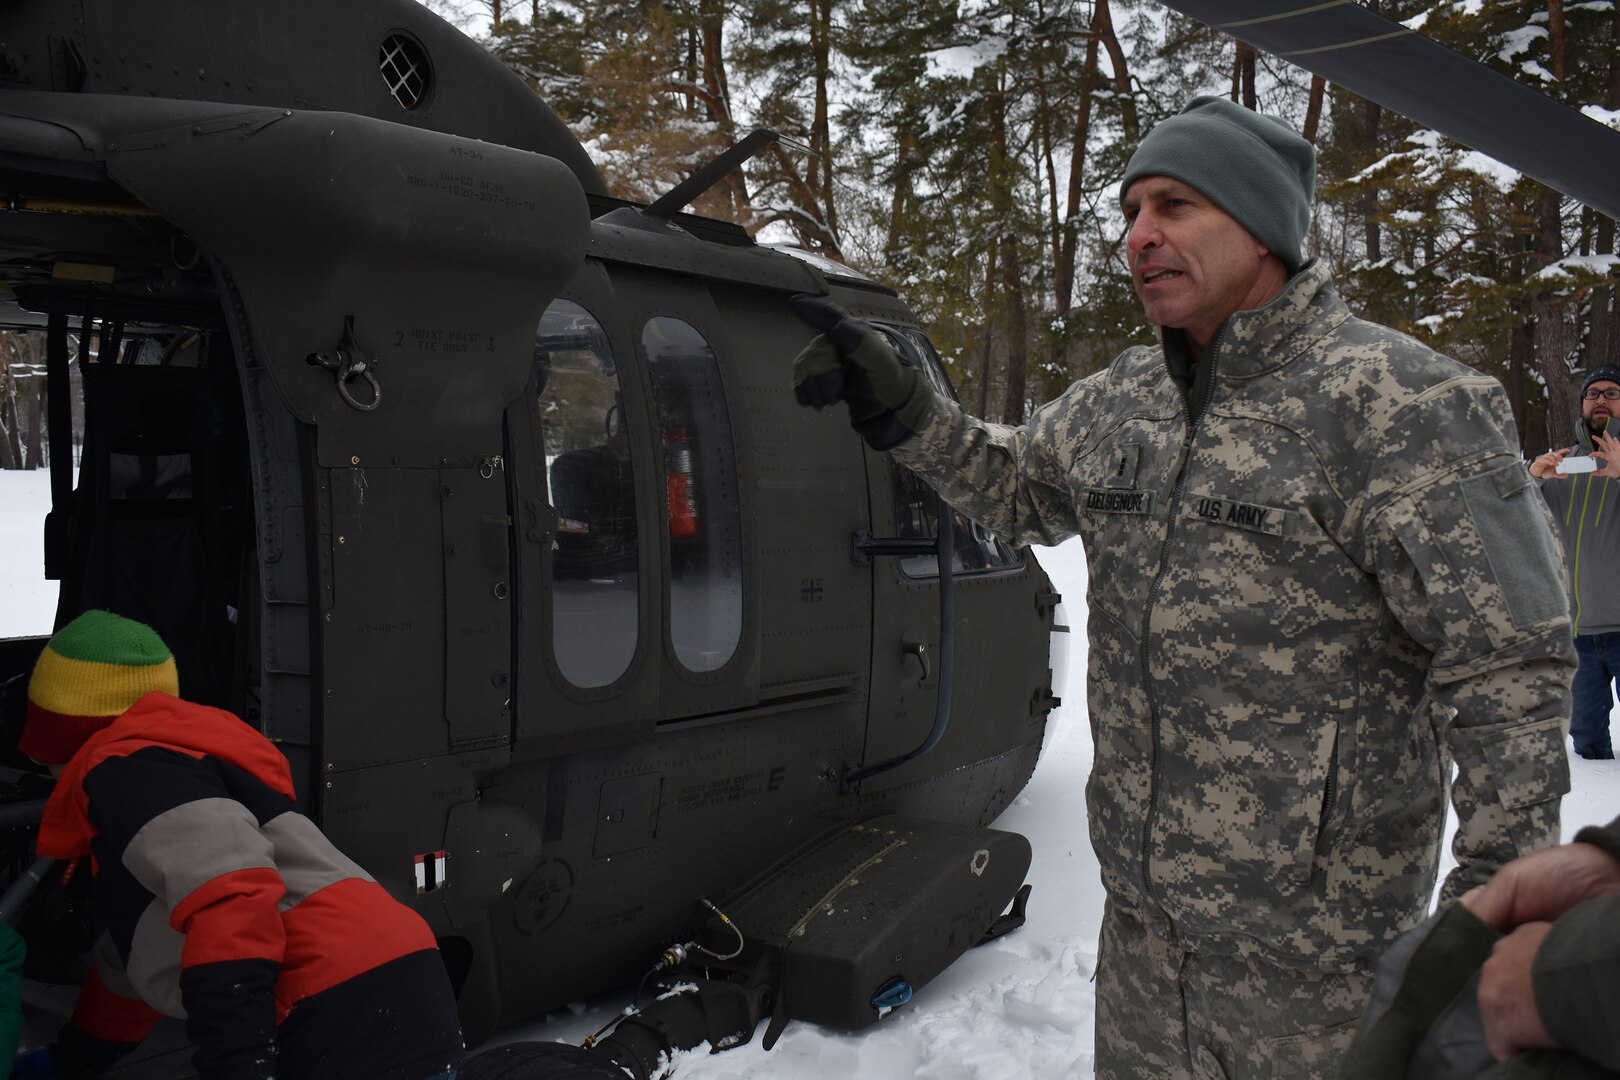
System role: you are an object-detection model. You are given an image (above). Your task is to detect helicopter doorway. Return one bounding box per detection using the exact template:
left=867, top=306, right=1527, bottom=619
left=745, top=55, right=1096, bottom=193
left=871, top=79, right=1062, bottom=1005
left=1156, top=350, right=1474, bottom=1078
left=32, top=307, right=255, bottom=719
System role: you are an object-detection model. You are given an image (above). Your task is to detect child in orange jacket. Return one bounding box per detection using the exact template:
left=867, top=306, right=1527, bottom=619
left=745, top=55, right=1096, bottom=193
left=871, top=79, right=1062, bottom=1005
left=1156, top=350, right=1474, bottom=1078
left=17, top=611, right=462, bottom=1080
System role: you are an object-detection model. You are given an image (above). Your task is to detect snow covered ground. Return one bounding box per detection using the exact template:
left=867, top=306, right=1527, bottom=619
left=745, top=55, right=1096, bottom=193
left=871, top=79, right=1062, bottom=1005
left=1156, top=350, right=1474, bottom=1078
left=0, top=468, right=56, bottom=640
left=2, top=466, right=1616, bottom=1077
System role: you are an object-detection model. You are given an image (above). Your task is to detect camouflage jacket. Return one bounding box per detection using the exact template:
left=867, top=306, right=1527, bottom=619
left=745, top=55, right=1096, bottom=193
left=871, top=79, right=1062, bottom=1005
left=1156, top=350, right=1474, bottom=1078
left=894, top=260, right=1574, bottom=971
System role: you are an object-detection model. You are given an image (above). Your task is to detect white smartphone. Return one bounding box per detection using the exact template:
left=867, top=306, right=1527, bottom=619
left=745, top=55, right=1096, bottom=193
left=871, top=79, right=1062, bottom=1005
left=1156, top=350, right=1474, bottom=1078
left=1558, top=456, right=1600, bottom=474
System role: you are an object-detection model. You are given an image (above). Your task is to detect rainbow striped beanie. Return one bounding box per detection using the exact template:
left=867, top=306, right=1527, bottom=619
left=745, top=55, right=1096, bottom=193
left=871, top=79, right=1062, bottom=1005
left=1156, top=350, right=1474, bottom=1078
left=22, top=610, right=179, bottom=764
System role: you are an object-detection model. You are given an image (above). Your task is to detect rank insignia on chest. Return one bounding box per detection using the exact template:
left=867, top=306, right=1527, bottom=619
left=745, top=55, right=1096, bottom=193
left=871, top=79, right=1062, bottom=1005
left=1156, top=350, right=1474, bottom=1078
left=1188, top=492, right=1296, bottom=537
left=1082, top=488, right=1153, bottom=515
left=1104, top=444, right=1142, bottom=489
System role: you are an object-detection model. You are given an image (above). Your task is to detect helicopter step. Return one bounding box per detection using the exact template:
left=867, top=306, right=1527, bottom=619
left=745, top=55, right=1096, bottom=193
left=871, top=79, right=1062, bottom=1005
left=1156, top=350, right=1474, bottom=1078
left=736, top=814, right=1032, bottom=1039
left=564, top=815, right=1032, bottom=1078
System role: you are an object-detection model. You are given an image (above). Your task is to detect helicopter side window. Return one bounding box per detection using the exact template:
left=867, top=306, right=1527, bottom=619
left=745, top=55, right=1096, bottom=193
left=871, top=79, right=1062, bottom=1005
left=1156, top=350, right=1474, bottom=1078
left=876, top=325, right=1023, bottom=579
left=642, top=318, right=742, bottom=675
left=535, top=299, right=638, bottom=689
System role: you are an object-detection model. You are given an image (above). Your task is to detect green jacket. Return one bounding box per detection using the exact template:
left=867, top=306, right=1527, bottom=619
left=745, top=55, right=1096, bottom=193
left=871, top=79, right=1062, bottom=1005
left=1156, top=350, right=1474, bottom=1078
left=894, top=259, right=1574, bottom=971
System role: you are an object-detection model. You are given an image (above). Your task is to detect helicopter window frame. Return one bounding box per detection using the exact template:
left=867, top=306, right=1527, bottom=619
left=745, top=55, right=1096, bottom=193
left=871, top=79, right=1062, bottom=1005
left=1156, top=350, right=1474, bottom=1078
left=640, top=316, right=744, bottom=678
left=873, top=323, right=1024, bottom=581
left=533, top=298, right=641, bottom=690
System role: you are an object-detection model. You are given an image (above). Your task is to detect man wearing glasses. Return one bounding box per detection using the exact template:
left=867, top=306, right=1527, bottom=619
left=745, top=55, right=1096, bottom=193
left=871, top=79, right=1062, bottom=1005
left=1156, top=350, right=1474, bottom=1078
left=1532, top=365, right=1620, bottom=759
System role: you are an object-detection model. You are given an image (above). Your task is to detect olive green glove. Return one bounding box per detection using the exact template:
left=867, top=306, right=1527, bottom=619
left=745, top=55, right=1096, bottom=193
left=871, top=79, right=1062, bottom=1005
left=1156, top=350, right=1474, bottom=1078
left=789, top=294, right=935, bottom=451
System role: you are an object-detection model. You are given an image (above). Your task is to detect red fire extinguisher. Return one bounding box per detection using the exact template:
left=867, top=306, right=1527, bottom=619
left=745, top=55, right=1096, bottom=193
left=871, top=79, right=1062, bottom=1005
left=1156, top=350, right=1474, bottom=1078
left=665, top=426, right=699, bottom=539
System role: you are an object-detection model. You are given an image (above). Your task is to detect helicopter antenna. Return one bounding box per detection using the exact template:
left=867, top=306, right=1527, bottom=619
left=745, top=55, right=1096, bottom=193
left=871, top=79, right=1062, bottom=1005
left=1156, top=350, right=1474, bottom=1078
left=643, top=129, right=811, bottom=221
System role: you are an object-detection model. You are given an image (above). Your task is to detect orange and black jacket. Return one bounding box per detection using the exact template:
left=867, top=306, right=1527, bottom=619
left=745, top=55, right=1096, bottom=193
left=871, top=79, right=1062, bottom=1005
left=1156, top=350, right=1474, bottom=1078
left=35, top=692, right=462, bottom=1080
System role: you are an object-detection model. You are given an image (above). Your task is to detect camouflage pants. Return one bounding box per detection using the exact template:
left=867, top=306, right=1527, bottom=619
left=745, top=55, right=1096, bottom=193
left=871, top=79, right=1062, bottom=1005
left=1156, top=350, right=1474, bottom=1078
left=1095, top=898, right=1372, bottom=1080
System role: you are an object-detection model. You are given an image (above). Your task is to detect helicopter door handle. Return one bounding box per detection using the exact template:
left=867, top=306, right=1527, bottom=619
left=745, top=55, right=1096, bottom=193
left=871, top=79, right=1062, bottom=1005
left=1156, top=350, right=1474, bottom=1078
left=903, top=641, right=930, bottom=684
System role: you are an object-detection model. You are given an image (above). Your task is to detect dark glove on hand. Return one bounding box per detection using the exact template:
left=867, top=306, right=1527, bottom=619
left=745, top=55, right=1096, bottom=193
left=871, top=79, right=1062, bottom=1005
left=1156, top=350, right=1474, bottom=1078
left=11, top=1047, right=58, bottom=1080
left=788, top=294, right=935, bottom=451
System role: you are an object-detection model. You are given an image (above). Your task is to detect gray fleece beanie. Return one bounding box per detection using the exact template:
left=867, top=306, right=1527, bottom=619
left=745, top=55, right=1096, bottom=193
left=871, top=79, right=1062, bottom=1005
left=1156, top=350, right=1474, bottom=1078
left=1121, top=95, right=1316, bottom=274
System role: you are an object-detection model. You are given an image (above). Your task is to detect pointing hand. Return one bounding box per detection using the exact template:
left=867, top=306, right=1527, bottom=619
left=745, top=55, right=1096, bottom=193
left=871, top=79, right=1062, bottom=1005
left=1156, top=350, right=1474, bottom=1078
left=787, top=293, right=935, bottom=450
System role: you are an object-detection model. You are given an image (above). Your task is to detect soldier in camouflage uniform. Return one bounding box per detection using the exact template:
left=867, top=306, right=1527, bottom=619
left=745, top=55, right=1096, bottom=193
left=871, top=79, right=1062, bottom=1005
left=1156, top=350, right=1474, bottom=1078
left=790, top=96, right=1574, bottom=1080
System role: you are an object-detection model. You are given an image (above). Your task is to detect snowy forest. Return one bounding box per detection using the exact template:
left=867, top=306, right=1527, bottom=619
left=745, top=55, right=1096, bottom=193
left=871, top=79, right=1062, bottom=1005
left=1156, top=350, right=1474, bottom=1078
left=1, top=0, right=1617, bottom=466
left=419, top=0, right=1620, bottom=449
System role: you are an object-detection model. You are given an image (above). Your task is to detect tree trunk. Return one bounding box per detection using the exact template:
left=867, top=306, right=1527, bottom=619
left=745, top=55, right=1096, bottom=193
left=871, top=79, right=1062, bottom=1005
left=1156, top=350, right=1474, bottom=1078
left=988, top=67, right=1027, bottom=425
left=810, top=0, right=837, bottom=241
left=978, top=239, right=998, bottom=419
left=1055, top=24, right=1102, bottom=317
left=1510, top=300, right=1533, bottom=451
left=1611, top=1, right=1620, bottom=111
left=1534, top=187, right=1578, bottom=447
left=1232, top=41, right=1256, bottom=109
left=1583, top=7, right=1620, bottom=370
left=1362, top=97, right=1382, bottom=263
left=699, top=0, right=731, bottom=123
left=1582, top=209, right=1615, bottom=371
left=1303, top=76, right=1325, bottom=142
left=885, top=130, right=915, bottom=260
left=1423, top=197, right=1436, bottom=267
left=23, top=372, right=44, bottom=469
left=0, top=348, right=19, bottom=470
left=765, top=144, right=841, bottom=256
left=1536, top=296, right=1576, bottom=448
left=1036, top=72, right=1060, bottom=320
left=1093, top=0, right=1138, bottom=142
left=1535, top=0, right=1572, bottom=445
left=1547, top=0, right=1566, bottom=81
left=698, top=0, right=752, bottom=220
left=1000, top=236, right=1029, bottom=425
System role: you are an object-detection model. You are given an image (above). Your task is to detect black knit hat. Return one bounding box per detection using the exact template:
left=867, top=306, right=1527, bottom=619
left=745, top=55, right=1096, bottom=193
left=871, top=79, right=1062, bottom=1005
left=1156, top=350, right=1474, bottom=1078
left=1581, top=366, right=1620, bottom=396
left=1121, top=95, right=1316, bottom=274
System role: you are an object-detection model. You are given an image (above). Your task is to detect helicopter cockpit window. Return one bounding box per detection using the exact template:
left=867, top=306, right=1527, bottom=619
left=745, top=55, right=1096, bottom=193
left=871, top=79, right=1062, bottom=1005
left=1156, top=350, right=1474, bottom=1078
left=875, top=325, right=1023, bottom=579
left=642, top=318, right=742, bottom=674
left=535, top=299, right=638, bottom=689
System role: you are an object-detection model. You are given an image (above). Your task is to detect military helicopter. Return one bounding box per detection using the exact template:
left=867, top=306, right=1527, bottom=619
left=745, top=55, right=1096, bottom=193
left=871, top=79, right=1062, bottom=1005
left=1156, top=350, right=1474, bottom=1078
left=0, top=0, right=1062, bottom=1073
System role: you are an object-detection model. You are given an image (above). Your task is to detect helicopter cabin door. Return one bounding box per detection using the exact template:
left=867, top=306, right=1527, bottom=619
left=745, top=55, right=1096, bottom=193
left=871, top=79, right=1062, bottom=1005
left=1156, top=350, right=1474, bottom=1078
left=859, top=326, right=1025, bottom=791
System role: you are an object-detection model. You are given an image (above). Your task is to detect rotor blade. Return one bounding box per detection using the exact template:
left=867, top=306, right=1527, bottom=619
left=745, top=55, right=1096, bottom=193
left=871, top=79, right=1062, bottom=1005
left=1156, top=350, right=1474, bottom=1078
left=1157, top=0, right=1620, bottom=222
